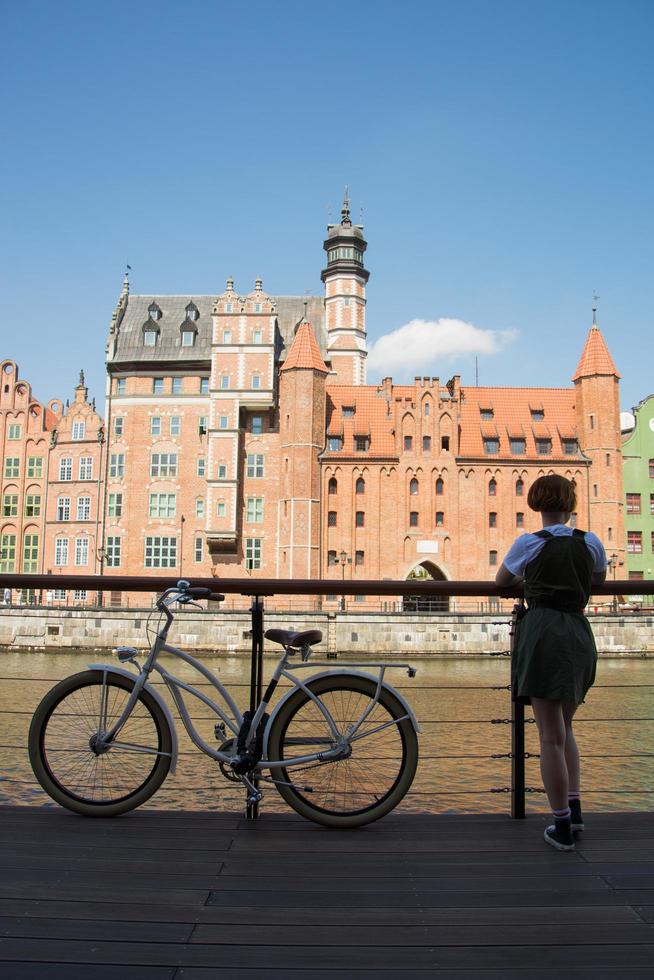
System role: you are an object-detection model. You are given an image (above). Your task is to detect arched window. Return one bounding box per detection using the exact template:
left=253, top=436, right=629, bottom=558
left=148, top=302, right=162, bottom=322
left=409, top=478, right=419, bottom=495
left=516, top=478, right=524, bottom=496
left=355, top=477, right=365, bottom=495
left=328, top=477, right=337, bottom=495
left=489, top=478, right=497, bottom=496
left=185, top=302, right=199, bottom=322
left=435, top=477, right=444, bottom=495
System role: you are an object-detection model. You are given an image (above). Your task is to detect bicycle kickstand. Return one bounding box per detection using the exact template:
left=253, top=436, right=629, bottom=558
left=240, top=773, right=263, bottom=805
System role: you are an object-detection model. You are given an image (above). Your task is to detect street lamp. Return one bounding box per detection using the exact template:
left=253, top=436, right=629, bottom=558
left=338, top=550, right=351, bottom=611
left=608, top=553, right=618, bottom=613
left=96, top=546, right=106, bottom=608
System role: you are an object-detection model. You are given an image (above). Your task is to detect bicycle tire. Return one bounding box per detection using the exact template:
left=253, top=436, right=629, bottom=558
left=28, top=670, right=172, bottom=817
left=266, top=674, right=418, bottom=828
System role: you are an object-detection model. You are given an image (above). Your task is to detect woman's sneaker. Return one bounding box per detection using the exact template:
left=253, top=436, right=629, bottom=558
left=570, top=798, right=584, bottom=832
left=544, top=817, right=575, bottom=851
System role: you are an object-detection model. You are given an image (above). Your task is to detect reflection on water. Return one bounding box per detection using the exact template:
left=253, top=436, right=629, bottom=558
left=1, top=648, right=653, bottom=816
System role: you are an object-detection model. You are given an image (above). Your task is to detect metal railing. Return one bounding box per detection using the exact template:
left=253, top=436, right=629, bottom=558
left=1, top=572, right=653, bottom=819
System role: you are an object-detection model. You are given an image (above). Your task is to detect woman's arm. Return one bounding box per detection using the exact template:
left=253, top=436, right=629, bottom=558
left=495, top=563, right=522, bottom=587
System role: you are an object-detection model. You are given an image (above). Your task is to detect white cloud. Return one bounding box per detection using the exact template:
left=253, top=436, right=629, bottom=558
left=367, top=318, right=519, bottom=378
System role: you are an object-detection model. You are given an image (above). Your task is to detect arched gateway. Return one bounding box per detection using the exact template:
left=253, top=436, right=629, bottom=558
left=403, top=561, right=449, bottom=613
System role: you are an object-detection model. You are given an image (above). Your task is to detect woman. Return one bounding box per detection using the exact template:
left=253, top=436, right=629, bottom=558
left=496, top=475, right=607, bottom=851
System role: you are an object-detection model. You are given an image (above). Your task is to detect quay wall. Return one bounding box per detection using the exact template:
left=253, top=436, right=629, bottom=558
left=0, top=608, right=652, bottom=657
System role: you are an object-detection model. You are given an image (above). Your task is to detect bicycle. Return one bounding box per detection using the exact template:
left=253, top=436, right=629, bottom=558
left=28, top=581, right=420, bottom=828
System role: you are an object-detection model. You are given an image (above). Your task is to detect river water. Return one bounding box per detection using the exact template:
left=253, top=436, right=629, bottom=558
left=1, top=649, right=652, bottom=816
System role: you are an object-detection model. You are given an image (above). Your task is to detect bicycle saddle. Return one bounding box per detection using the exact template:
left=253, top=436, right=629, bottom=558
left=265, top=628, right=323, bottom=649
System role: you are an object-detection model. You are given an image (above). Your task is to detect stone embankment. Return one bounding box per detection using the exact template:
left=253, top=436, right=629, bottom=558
left=0, top=607, right=652, bottom=656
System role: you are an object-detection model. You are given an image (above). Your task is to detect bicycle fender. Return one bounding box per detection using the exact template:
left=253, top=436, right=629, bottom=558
left=87, top=663, right=179, bottom=774
left=263, top=668, right=421, bottom=757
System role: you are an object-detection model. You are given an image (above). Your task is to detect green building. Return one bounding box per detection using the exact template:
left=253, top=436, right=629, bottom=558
left=621, top=394, right=654, bottom=591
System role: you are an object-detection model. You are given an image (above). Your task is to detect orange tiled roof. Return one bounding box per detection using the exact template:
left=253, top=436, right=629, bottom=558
left=280, top=322, right=329, bottom=374
left=459, top=386, right=579, bottom=459
left=325, top=385, right=397, bottom=457
left=572, top=326, right=620, bottom=381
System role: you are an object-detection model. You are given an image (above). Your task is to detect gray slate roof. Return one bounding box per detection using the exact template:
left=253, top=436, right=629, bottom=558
left=109, top=295, right=326, bottom=366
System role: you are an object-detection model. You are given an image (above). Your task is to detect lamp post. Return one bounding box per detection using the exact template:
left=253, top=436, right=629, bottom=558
left=338, top=550, right=351, bottom=611
left=609, top=553, right=618, bottom=613
left=96, top=546, right=105, bottom=608
left=180, top=515, right=186, bottom=577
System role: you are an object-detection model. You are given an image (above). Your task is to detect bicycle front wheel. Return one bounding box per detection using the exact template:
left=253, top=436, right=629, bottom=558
left=28, top=670, right=172, bottom=816
left=267, top=674, right=418, bottom=828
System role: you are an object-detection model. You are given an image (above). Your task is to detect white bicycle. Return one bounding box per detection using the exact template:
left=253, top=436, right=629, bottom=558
left=29, top=581, right=420, bottom=828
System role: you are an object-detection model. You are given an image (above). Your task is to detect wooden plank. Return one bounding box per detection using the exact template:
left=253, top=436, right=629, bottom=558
left=0, top=868, right=220, bottom=891
left=0, top=916, right=193, bottom=943
left=172, top=970, right=654, bottom=980
left=3, top=967, right=175, bottom=980
left=0, top=851, right=227, bottom=876
left=206, top=888, right=625, bottom=908
left=0, top=883, right=210, bottom=907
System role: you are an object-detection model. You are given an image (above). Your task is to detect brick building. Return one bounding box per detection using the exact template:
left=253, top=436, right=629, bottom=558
left=100, top=196, right=625, bottom=607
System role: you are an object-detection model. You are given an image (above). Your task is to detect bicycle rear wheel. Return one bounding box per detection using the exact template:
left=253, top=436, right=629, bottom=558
left=28, top=670, right=172, bottom=816
left=267, top=674, right=418, bottom=828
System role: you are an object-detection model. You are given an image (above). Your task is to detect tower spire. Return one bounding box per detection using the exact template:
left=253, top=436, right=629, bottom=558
left=341, top=186, right=351, bottom=226
left=592, top=292, right=599, bottom=326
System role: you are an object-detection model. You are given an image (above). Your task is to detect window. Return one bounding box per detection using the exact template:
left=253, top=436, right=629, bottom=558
left=652, top=530, right=654, bottom=552
left=650, top=494, right=654, bottom=515
left=246, top=497, right=264, bottom=522
left=150, top=416, right=162, bottom=436
left=489, top=478, right=497, bottom=496
left=404, top=436, right=413, bottom=452
left=516, top=478, right=524, bottom=496
left=247, top=454, right=265, bottom=478
left=355, top=477, right=365, bottom=495
left=254, top=303, right=261, bottom=313
left=409, top=478, right=419, bottom=495
left=606, top=453, right=610, bottom=466
left=195, top=499, right=204, bottom=518
left=626, top=493, right=641, bottom=514
left=225, top=303, right=233, bottom=313
left=510, top=438, right=526, bottom=455
left=77, top=496, right=91, bottom=520
left=409, top=511, right=418, bottom=527
left=8, top=423, right=21, bottom=439
left=223, top=329, right=232, bottom=343
left=116, top=378, right=126, bottom=395
left=181, top=330, right=195, bottom=347
left=219, top=415, right=228, bottom=430
left=423, top=402, right=430, bottom=417
left=53, top=589, right=67, bottom=600
left=627, top=531, right=642, bottom=554
left=145, top=536, right=177, bottom=568
left=593, top=484, right=598, bottom=498
left=56, top=497, right=70, bottom=521
left=516, top=512, right=524, bottom=528
left=2, top=494, right=17, bottom=517
left=194, top=537, right=203, bottom=563
left=217, top=502, right=226, bottom=517
left=356, top=511, right=365, bottom=527
left=198, top=416, right=208, bottom=435
left=328, top=477, right=338, bottom=494
left=113, top=417, right=124, bottom=437
left=54, top=537, right=68, bottom=566
left=489, top=550, right=498, bottom=566
left=489, top=512, right=497, bottom=528
left=200, top=378, right=209, bottom=394
left=253, top=329, right=262, bottom=344
left=220, top=375, right=230, bottom=390
left=186, top=304, right=198, bottom=321
left=25, top=494, right=41, bottom=517
left=629, top=571, right=644, bottom=581
left=328, top=436, right=342, bottom=451
left=148, top=303, right=161, bottom=321
left=435, top=511, right=444, bottom=526
left=153, top=379, right=164, bottom=395
left=72, top=421, right=85, bottom=440
left=252, top=374, right=261, bottom=390
left=74, top=538, right=89, bottom=566
left=171, top=378, right=183, bottom=395
left=342, top=406, right=355, bottom=418
left=252, top=416, right=263, bottom=435
left=354, top=435, right=369, bottom=451
left=109, top=453, right=124, bottom=479
left=483, top=439, right=499, bottom=454
left=108, top=493, right=123, bottom=518
left=0, top=534, right=16, bottom=572
left=170, top=416, right=181, bottom=437
left=27, top=457, right=43, bottom=478
left=144, top=329, right=158, bottom=348
left=245, top=537, right=262, bottom=570
left=530, top=409, right=545, bottom=421
left=150, top=453, right=178, bottom=477
left=435, top=477, right=444, bottom=495
left=197, top=457, right=206, bottom=477
left=649, top=459, right=654, bottom=478
left=106, top=536, right=121, bottom=567
left=355, top=550, right=364, bottom=566
left=570, top=512, right=577, bottom=528
left=148, top=493, right=176, bottom=518
left=79, top=456, right=93, bottom=480
left=441, top=436, right=450, bottom=451
left=23, top=534, right=38, bottom=573
left=536, top=439, right=552, bottom=455
left=328, top=550, right=337, bottom=566
left=328, top=511, right=337, bottom=527
left=423, top=436, right=431, bottom=452
left=480, top=409, right=494, bottom=420
left=563, top=439, right=578, bottom=455
left=218, top=464, right=227, bottom=479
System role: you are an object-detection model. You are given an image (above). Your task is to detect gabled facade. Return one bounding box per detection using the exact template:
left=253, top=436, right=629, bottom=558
left=621, top=394, right=654, bottom=587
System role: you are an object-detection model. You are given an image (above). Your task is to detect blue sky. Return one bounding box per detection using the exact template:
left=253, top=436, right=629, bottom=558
left=1, top=0, right=652, bottom=414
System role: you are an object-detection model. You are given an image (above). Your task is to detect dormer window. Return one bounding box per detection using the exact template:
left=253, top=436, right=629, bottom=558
left=480, top=407, right=494, bottom=420
left=143, top=328, right=158, bottom=347
left=185, top=303, right=199, bottom=322
left=530, top=408, right=545, bottom=421
left=181, top=329, right=195, bottom=348
left=342, top=406, right=355, bottom=418
left=148, top=303, right=162, bottom=322
left=254, top=303, right=261, bottom=313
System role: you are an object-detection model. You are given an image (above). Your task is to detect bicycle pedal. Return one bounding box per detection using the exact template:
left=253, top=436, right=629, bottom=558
left=247, top=792, right=263, bottom=805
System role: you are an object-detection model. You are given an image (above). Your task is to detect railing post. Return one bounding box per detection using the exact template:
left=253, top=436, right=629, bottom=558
left=509, top=601, right=526, bottom=819
left=246, top=594, right=265, bottom=820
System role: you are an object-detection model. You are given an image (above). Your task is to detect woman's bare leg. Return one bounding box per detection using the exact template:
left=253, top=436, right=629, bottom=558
left=562, top=701, right=580, bottom=794
left=531, top=698, right=568, bottom=810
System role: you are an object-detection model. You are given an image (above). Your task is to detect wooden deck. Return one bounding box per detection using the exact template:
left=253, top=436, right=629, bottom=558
left=0, top=806, right=653, bottom=978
